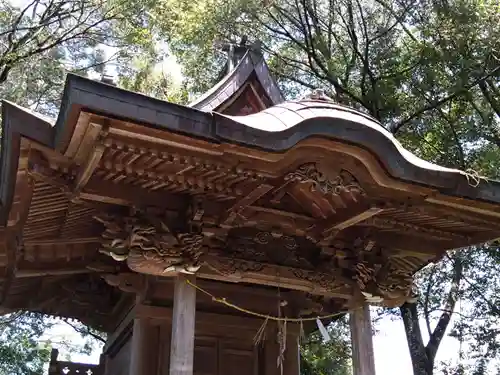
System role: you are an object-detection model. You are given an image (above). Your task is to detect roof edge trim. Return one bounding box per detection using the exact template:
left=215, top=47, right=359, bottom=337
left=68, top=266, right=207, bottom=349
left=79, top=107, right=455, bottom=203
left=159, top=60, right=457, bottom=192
left=189, top=50, right=284, bottom=111
left=213, top=108, right=500, bottom=205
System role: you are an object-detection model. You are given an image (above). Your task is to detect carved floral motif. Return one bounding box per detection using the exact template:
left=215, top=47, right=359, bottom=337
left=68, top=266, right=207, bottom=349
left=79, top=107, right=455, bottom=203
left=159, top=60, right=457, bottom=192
left=285, top=163, right=365, bottom=197
left=207, top=258, right=265, bottom=277
left=222, top=229, right=321, bottom=269
left=292, top=269, right=346, bottom=293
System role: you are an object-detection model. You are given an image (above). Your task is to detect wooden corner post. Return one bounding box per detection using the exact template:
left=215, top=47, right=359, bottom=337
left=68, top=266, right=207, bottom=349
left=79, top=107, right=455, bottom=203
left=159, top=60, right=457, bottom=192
left=169, top=274, right=197, bottom=375
left=129, top=305, right=157, bottom=375
left=350, top=303, right=376, bottom=375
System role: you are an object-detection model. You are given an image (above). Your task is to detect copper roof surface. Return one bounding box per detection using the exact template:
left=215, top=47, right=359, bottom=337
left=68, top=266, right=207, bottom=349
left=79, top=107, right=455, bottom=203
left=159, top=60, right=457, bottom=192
left=190, top=49, right=284, bottom=111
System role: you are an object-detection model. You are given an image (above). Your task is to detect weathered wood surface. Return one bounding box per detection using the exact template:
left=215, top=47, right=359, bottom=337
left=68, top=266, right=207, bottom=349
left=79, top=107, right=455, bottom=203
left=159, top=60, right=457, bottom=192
left=129, top=318, right=151, bottom=375
left=170, top=274, right=197, bottom=375
left=2, top=71, right=500, bottom=331
left=350, top=304, right=376, bottom=375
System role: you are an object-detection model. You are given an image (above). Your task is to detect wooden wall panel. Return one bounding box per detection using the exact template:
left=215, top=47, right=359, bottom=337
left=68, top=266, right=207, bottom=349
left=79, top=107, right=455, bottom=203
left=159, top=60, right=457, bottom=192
left=219, top=341, right=257, bottom=375
left=106, top=337, right=131, bottom=375
left=158, top=324, right=171, bottom=375
left=194, top=337, right=218, bottom=375
left=115, top=303, right=300, bottom=375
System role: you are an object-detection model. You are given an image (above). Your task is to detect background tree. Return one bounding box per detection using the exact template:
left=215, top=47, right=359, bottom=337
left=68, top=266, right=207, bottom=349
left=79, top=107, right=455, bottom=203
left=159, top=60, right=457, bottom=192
left=0, top=0, right=160, bottom=114
left=0, top=312, right=105, bottom=375
left=300, top=318, right=352, bottom=375
left=0, top=1, right=147, bottom=373
left=0, top=312, right=52, bottom=375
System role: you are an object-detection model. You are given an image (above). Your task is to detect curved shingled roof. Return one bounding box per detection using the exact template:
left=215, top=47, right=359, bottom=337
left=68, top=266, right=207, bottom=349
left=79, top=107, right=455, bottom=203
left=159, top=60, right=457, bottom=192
left=189, top=49, right=284, bottom=112
left=1, top=74, right=499, bottom=217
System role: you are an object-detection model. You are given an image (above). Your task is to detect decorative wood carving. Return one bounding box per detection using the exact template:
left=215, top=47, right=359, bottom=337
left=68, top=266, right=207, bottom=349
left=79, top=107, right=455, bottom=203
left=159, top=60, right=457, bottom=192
left=349, top=254, right=417, bottom=305
left=102, top=273, right=144, bottom=293
left=217, top=228, right=325, bottom=270
left=94, top=210, right=205, bottom=275
left=206, top=258, right=265, bottom=277
left=285, top=163, right=365, bottom=198
left=93, top=206, right=417, bottom=306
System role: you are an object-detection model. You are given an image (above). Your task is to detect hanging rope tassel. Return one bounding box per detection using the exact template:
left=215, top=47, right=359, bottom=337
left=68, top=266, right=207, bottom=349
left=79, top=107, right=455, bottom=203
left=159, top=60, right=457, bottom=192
left=299, top=320, right=306, bottom=345
left=253, top=317, right=269, bottom=346
left=276, top=294, right=287, bottom=375
left=464, top=168, right=483, bottom=187
left=277, top=319, right=287, bottom=375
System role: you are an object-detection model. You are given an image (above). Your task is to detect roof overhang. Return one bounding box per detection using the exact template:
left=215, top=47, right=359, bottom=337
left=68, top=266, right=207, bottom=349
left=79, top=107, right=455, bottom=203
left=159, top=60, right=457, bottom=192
left=2, top=74, right=499, bottom=223
left=1, top=74, right=500, bottom=328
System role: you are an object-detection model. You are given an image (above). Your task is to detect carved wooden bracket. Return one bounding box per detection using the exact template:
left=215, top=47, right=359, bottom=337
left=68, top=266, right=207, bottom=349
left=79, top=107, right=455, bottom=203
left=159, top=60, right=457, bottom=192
left=93, top=200, right=416, bottom=307
left=285, top=163, right=365, bottom=197
left=102, top=273, right=145, bottom=293
left=94, top=210, right=204, bottom=275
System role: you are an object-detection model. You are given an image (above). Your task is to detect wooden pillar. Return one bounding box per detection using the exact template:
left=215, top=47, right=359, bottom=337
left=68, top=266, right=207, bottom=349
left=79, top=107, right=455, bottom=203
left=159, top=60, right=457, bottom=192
left=350, top=304, right=376, bottom=375
left=99, top=353, right=108, bottom=375
left=169, top=274, right=197, bottom=375
left=48, top=348, right=59, bottom=375
left=285, top=335, right=300, bottom=375
left=129, top=316, right=157, bottom=375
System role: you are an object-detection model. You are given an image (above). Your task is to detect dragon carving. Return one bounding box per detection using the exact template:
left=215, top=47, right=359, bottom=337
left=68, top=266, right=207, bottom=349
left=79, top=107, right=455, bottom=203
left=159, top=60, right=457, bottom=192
left=94, top=211, right=204, bottom=276
left=351, top=259, right=417, bottom=306
left=285, top=163, right=365, bottom=197
left=93, top=209, right=417, bottom=308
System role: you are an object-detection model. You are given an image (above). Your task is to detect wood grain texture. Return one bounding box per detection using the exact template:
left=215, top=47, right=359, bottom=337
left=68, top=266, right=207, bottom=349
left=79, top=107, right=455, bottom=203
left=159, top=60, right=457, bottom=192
left=129, top=317, right=159, bottom=375
left=350, top=304, right=376, bottom=375
left=170, top=274, right=197, bottom=375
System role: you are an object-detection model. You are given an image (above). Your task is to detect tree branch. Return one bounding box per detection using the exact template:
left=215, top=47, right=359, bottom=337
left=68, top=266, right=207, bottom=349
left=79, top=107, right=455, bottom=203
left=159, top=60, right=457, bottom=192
left=62, top=318, right=106, bottom=344
left=391, top=65, right=500, bottom=134
left=425, top=255, right=463, bottom=364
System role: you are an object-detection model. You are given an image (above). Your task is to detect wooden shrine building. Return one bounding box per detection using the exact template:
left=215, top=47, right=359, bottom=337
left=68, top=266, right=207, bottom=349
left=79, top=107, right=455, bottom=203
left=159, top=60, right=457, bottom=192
left=2, top=41, right=500, bottom=375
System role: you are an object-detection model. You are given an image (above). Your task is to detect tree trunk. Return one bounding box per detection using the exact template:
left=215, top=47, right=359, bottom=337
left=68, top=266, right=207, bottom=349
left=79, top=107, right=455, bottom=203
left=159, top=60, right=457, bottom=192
left=400, top=255, right=463, bottom=375
left=400, top=303, right=433, bottom=375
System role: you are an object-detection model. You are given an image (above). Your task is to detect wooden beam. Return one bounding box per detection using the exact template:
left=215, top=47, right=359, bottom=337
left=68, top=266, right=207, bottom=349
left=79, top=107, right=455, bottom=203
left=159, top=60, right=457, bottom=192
left=220, top=183, right=273, bottom=226
left=16, top=268, right=93, bottom=278
left=368, top=232, right=461, bottom=257
left=350, top=304, right=376, bottom=375
left=81, top=177, right=187, bottom=210
left=197, top=260, right=353, bottom=299
left=169, top=274, right=196, bottom=375
left=135, top=304, right=273, bottom=333
left=23, top=237, right=101, bottom=246
left=315, top=206, right=384, bottom=245
left=327, top=207, right=384, bottom=232
left=103, top=305, right=135, bottom=354
left=16, top=261, right=119, bottom=278
left=73, top=143, right=106, bottom=192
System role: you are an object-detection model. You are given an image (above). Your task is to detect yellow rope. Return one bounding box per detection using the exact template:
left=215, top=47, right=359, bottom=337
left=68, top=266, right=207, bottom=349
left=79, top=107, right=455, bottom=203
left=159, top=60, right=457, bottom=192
left=186, top=280, right=354, bottom=322
left=464, top=169, right=484, bottom=188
